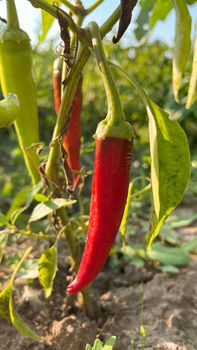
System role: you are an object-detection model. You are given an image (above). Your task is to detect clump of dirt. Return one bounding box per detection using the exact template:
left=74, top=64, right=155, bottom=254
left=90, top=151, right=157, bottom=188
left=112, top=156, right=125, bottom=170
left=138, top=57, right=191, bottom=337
left=1, top=260, right=197, bottom=350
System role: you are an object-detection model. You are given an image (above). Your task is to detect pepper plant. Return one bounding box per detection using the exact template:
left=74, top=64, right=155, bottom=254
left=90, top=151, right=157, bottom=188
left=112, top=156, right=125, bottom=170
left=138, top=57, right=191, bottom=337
left=0, top=0, right=195, bottom=341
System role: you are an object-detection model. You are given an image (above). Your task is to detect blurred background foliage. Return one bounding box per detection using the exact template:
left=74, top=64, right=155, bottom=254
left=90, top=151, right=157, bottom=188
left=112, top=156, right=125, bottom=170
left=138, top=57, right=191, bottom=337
left=0, top=0, right=197, bottom=284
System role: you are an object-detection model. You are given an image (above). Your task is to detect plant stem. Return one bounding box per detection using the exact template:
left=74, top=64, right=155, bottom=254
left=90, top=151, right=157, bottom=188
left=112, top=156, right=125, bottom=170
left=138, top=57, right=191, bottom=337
left=28, top=0, right=87, bottom=42
left=89, top=21, right=125, bottom=124
left=46, top=4, right=122, bottom=182
left=85, top=0, right=104, bottom=14
left=58, top=207, right=94, bottom=318
left=44, top=5, right=122, bottom=317
left=6, top=0, right=19, bottom=28
left=61, top=0, right=82, bottom=15
left=46, top=45, right=90, bottom=182
left=100, top=5, right=121, bottom=37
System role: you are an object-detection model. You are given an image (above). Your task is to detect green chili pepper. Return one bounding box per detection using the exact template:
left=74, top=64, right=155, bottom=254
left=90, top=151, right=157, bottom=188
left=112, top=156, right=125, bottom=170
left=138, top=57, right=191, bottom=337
left=0, top=0, right=40, bottom=184
left=172, top=0, right=191, bottom=102
left=0, top=93, right=19, bottom=128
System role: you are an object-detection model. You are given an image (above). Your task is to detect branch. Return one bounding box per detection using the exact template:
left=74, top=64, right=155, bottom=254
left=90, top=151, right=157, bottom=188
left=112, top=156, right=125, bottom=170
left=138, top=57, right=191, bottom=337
left=28, top=0, right=87, bottom=44
left=85, top=0, right=104, bottom=15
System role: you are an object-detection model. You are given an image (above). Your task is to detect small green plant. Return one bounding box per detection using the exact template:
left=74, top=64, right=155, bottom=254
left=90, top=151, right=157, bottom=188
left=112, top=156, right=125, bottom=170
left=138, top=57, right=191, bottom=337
left=85, top=336, right=116, bottom=350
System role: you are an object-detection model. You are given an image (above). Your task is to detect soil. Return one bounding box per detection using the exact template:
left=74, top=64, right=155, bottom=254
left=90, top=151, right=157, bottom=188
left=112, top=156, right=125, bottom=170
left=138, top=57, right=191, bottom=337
left=1, top=205, right=197, bottom=350
left=1, top=261, right=197, bottom=350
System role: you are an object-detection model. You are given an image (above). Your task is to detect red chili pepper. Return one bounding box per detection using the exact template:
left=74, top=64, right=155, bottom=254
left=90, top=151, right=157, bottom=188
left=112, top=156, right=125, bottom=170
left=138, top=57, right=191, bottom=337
left=53, top=58, right=82, bottom=187
left=63, top=77, right=82, bottom=187
left=67, top=22, right=133, bottom=294
left=67, top=136, right=132, bottom=293
left=53, top=58, right=62, bottom=116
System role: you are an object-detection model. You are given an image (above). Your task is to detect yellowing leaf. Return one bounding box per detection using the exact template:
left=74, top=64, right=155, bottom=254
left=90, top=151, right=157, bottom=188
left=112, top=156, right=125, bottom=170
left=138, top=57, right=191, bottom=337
left=38, top=245, right=58, bottom=298
left=172, top=0, right=191, bottom=101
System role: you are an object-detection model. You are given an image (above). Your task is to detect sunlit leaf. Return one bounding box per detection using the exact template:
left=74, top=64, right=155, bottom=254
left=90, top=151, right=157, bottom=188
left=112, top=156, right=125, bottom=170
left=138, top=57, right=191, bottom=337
left=85, top=345, right=92, bottom=350
left=39, top=1, right=60, bottom=42
left=103, top=336, right=116, bottom=350
left=120, top=182, right=133, bottom=245
left=110, top=63, right=191, bottom=248
left=172, top=0, right=191, bottom=101
left=93, top=339, right=103, bottom=350
left=38, top=245, right=58, bottom=297
left=29, top=198, right=76, bottom=222
left=147, top=100, right=190, bottom=247
left=33, top=193, right=49, bottom=202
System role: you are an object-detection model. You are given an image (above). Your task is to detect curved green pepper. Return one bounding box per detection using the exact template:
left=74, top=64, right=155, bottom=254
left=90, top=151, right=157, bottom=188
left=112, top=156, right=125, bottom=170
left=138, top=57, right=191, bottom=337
left=0, top=93, right=19, bottom=128
left=0, top=0, right=40, bottom=184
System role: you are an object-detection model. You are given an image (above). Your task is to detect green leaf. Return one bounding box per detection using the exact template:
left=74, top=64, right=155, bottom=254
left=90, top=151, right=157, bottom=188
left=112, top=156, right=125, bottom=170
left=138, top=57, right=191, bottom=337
left=6, top=186, right=31, bottom=220
left=33, top=193, right=49, bottom=202
left=181, top=238, right=197, bottom=253
left=0, top=247, right=39, bottom=339
left=9, top=294, right=40, bottom=340
left=29, top=198, right=76, bottom=222
left=147, top=243, right=190, bottom=266
left=103, top=336, right=116, bottom=349
left=0, top=229, right=9, bottom=263
left=172, top=0, right=191, bottom=101
left=0, top=212, right=9, bottom=226
left=85, top=345, right=92, bottom=350
left=161, top=265, right=180, bottom=274
left=134, top=0, right=155, bottom=40
left=150, top=0, right=173, bottom=29
left=38, top=245, right=58, bottom=298
left=120, top=182, right=133, bottom=245
left=109, top=63, right=191, bottom=248
left=39, top=1, right=60, bottom=42
left=93, top=339, right=103, bottom=350
left=8, top=183, right=43, bottom=224
left=147, top=100, right=190, bottom=247
left=186, top=24, right=197, bottom=109
left=0, top=282, right=12, bottom=319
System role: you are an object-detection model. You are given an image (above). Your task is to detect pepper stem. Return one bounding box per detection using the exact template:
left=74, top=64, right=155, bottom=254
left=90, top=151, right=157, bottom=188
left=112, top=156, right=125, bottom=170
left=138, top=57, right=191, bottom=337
left=89, top=21, right=125, bottom=125
left=6, top=0, right=20, bottom=29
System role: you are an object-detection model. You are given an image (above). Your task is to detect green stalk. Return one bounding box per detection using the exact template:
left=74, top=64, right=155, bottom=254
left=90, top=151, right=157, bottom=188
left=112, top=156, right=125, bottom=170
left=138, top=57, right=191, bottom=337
left=89, top=21, right=124, bottom=125
left=61, top=0, right=82, bottom=15
left=6, top=0, right=19, bottom=28
left=85, top=0, right=105, bottom=14
left=89, top=21, right=133, bottom=140
left=46, top=45, right=90, bottom=182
